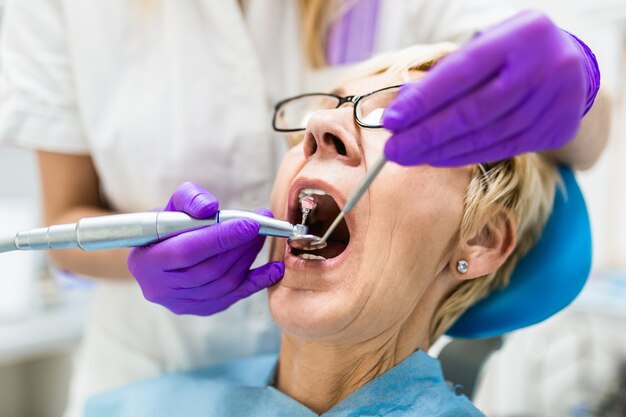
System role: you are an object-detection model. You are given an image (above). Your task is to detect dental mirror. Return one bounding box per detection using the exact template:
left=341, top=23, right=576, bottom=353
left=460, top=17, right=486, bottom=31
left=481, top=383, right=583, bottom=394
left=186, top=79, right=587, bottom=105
left=287, top=234, right=327, bottom=250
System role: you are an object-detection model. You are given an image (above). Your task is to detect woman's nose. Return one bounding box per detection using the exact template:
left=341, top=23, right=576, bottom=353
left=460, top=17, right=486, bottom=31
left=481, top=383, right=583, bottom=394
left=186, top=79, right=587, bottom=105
left=302, top=108, right=362, bottom=166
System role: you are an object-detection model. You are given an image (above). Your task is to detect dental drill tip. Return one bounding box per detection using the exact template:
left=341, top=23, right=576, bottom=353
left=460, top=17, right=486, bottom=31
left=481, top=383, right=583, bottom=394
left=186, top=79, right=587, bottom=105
left=301, top=196, right=316, bottom=211
left=300, top=196, right=316, bottom=225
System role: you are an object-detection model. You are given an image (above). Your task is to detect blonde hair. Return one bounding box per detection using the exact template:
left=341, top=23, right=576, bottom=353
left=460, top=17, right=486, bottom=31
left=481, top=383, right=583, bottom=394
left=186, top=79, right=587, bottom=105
left=431, top=157, right=558, bottom=340
left=299, top=0, right=335, bottom=68
left=337, top=44, right=560, bottom=342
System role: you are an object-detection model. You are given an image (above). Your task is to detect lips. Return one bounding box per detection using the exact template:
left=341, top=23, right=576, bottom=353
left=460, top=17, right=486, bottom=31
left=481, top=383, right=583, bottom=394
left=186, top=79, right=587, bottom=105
left=286, top=178, right=353, bottom=266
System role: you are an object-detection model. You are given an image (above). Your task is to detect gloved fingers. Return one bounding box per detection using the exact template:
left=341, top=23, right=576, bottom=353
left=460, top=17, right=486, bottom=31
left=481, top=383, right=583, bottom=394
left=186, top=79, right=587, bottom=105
left=383, top=40, right=507, bottom=132
left=137, top=219, right=261, bottom=271
left=384, top=67, right=536, bottom=160
left=166, top=236, right=265, bottom=296
left=430, top=141, right=517, bottom=167
left=164, top=181, right=219, bottom=218
left=429, top=107, right=563, bottom=167
left=164, top=210, right=273, bottom=287
left=396, top=88, right=558, bottom=166
left=167, top=247, right=264, bottom=301
left=192, top=235, right=267, bottom=298
left=165, top=236, right=266, bottom=289
left=160, top=261, right=284, bottom=316
left=139, top=237, right=260, bottom=307
left=254, top=207, right=274, bottom=218
left=230, top=261, right=285, bottom=298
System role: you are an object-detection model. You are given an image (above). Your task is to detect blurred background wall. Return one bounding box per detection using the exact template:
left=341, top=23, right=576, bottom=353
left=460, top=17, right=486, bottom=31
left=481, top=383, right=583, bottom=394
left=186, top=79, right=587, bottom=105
left=0, top=1, right=624, bottom=416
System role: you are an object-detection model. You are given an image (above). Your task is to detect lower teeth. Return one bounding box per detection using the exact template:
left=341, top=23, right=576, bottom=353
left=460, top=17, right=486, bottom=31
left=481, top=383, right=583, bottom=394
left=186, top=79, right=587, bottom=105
left=298, top=253, right=326, bottom=260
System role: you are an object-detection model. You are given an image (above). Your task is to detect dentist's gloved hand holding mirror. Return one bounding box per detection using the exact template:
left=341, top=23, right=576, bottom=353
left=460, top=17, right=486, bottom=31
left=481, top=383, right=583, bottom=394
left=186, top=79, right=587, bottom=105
left=128, top=182, right=284, bottom=315
left=383, top=11, right=600, bottom=167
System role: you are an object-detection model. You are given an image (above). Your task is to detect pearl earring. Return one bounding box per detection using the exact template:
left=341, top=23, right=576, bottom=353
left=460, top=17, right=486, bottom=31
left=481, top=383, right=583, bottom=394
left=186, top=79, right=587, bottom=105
left=457, top=260, right=469, bottom=274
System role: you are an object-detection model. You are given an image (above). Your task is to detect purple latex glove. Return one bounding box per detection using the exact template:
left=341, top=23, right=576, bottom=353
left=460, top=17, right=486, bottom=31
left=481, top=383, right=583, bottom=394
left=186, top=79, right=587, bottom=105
left=383, top=10, right=601, bottom=167
left=127, top=182, right=284, bottom=315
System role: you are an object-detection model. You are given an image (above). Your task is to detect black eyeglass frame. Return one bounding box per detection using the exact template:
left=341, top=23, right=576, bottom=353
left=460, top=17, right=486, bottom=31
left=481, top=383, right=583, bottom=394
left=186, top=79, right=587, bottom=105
left=272, top=84, right=495, bottom=177
left=272, top=84, right=404, bottom=133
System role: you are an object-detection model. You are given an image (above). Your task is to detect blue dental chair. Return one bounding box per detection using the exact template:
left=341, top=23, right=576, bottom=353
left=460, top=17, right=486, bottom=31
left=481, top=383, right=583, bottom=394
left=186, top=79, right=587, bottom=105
left=440, top=166, right=592, bottom=397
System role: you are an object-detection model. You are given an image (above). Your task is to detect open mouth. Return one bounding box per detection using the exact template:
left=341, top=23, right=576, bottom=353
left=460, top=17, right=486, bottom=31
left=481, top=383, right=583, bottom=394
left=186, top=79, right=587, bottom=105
left=289, top=188, right=351, bottom=261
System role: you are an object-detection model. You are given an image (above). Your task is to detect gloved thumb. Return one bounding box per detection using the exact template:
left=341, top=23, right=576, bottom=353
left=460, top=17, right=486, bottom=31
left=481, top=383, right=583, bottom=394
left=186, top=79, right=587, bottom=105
left=165, top=182, right=219, bottom=218
left=254, top=208, right=275, bottom=219
left=234, top=262, right=284, bottom=298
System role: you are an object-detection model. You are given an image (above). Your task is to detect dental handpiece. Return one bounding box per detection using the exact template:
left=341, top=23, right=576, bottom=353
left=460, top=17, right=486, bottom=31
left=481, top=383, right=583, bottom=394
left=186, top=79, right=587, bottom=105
left=0, top=210, right=309, bottom=254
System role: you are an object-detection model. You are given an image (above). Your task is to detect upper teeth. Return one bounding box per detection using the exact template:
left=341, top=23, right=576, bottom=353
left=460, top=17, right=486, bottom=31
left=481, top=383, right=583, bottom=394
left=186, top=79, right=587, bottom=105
left=299, top=188, right=327, bottom=201
left=298, top=253, right=326, bottom=260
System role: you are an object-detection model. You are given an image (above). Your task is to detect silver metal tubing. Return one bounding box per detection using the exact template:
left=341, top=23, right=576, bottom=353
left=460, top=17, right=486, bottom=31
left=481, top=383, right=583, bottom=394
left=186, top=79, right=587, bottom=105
left=0, top=236, right=17, bottom=253
left=0, top=209, right=306, bottom=254
left=216, top=210, right=296, bottom=238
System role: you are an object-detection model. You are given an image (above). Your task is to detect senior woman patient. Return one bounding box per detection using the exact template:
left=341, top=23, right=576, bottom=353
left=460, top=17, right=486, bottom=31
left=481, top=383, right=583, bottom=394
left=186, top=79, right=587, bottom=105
left=86, top=44, right=559, bottom=416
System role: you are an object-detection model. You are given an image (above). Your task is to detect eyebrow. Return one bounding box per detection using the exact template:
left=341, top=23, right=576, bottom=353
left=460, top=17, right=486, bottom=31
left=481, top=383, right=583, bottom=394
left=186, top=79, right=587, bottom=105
left=330, top=86, right=346, bottom=96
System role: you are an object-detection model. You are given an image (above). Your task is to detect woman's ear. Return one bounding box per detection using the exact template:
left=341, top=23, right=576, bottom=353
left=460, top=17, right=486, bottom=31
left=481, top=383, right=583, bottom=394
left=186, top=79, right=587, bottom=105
left=450, top=208, right=517, bottom=281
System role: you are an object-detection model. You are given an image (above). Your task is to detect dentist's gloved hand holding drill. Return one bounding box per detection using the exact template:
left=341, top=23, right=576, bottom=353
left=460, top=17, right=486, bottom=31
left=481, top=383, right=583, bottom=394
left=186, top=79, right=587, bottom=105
left=383, top=11, right=600, bottom=167
left=128, top=182, right=284, bottom=315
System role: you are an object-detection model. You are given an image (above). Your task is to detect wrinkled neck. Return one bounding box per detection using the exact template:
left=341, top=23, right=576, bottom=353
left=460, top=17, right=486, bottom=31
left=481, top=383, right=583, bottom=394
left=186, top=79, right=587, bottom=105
left=275, top=319, right=432, bottom=414
left=273, top=267, right=454, bottom=414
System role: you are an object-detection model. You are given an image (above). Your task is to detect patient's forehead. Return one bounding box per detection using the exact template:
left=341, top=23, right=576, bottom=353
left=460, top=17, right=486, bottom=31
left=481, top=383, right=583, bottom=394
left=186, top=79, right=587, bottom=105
left=335, top=70, right=426, bottom=97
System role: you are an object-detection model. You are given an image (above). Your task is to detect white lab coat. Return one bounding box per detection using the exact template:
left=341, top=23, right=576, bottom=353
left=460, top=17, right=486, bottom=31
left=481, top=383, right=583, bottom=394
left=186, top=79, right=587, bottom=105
left=0, top=1, right=514, bottom=416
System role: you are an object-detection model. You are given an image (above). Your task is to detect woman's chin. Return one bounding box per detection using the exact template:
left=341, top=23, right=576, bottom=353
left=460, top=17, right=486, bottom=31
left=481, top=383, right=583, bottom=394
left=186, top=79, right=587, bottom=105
left=268, top=283, right=357, bottom=339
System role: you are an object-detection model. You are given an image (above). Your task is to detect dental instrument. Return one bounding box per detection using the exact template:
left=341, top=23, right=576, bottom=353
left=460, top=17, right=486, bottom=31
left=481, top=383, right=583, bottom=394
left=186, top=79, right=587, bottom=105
left=0, top=210, right=314, bottom=254
left=288, top=154, right=387, bottom=250
left=299, top=196, right=316, bottom=225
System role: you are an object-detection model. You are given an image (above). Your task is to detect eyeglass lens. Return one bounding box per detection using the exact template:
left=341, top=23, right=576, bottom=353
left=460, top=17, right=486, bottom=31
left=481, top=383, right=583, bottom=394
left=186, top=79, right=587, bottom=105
left=274, top=86, right=402, bottom=131
left=274, top=95, right=340, bottom=131
left=355, top=87, right=401, bottom=128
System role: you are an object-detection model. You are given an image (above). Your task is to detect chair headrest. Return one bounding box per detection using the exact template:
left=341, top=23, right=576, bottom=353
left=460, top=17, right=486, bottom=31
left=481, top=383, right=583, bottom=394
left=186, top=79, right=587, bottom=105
left=447, top=166, right=592, bottom=338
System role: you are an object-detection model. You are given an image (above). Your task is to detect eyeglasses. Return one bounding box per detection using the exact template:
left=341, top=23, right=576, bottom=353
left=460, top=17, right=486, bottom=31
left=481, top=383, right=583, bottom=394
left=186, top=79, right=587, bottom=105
left=272, top=84, right=493, bottom=177
left=272, top=85, right=403, bottom=132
